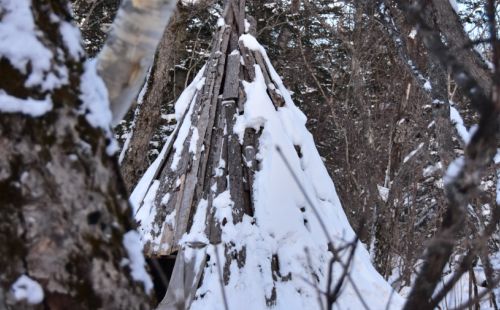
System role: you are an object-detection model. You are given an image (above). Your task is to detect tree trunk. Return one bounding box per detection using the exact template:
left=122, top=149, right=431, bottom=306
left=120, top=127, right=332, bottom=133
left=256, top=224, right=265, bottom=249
left=120, top=5, right=191, bottom=192
left=0, top=1, right=151, bottom=308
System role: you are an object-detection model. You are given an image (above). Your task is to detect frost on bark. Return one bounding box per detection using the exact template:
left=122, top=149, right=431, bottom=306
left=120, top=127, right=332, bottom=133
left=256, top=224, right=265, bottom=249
left=0, top=1, right=151, bottom=309
left=133, top=1, right=403, bottom=309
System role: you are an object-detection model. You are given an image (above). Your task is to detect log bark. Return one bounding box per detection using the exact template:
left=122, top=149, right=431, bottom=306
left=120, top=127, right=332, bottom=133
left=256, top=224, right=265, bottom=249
left=432, top=0, right=492, bottom=95
left=120, top=6, right=191, bottom=192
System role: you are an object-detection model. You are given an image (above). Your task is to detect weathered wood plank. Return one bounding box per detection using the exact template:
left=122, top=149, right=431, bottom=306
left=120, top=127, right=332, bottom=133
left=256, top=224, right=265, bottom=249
left=146, top=25, right=231, bottom=256
left=238, top=42, right=256, bottom=82
left=157, top=245, right=208, bottom=310
left=238, top=0, right=246, bottom=36
left=254, top=51, right=286, bottom=108
left=223, top=52, right=241, bottom=100
left=172, top=25, right=232, bottom=249
left=224, top=99, right=249, bottom=223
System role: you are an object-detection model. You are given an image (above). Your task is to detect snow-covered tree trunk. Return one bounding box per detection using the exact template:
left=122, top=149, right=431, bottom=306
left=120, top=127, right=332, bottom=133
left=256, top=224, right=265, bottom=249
left=132, top=1, right=404, bottom=309
left=0, top=1, right=152, bottom=308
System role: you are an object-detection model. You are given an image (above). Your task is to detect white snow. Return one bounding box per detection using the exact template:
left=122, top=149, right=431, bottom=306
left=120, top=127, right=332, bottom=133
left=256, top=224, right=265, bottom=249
left=244, top=19, right=251, bottom=33
left=449, top=0, right=460, bottom=14
left=137, top=67, right=152, bottom=105
left=423, top=162, right=443, bottom=178
left=133, top=32, right=404, bottom=310
left=135, top=180, right=160, bottom=245
left=450, top=105, right=474, bottom=144
left=403, top=142, right=424, bottom=163
left=171, top=93, right=198, bottom=169
left=130, top=139, right=171, bottom=212
left=174, top=67, right=205, bottom=120
left=118, top=131, right=132, bottom=164
left=423, top=80, right=432, bottom=91
left=0, top=0, right=74, bottom=116
left=0, top=91, right=53, bottom=117
left=79, top=59, right=112, bottom=129
left=79, top=59, right=120, bottom=155
left=212, top=190, right=234, bottom=223
left=0, top=0, right=68, bottom=91
left=189, top=127, right=199, bottom=154
left=378, top=184, right=390, bottom=202
left=59, top=21, right=84, bottom=60
left=217, top=18, right=225, bottom=28
left=11, top=275, right=44, bottom=305
left=122, top=230, right=153, bottom=293
left=435, top=267, right=489, bottom=308
left=188, top=34, right=404, bottom=310
left=444, top=156, right=465, bottom=185
left=170, top=67, right=206, bottom=169
left=408, top=28, right=417, bottom=39
left=180, top=199, right=209, bottom=246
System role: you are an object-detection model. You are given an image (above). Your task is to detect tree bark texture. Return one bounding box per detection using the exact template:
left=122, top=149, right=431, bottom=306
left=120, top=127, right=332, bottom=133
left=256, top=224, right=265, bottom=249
left=120, top=4, right=191, bottom=192
left=389, top=1, right=500, bottom=308
left=0, top=1, right=151, bottom=309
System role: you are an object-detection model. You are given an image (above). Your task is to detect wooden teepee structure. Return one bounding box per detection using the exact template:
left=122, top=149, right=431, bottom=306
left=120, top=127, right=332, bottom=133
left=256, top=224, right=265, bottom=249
left=132, top=1, right=403, bottom=309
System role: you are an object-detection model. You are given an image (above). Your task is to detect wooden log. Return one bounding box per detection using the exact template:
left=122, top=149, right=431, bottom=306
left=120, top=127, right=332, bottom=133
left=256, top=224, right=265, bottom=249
left=157, top=245, right=208, bottom=310
left=206, top=99, right=227, bottom=244
left=254, top=51, right=286, bottom=108
left=172, top=25, right=232, bottom=250
left=223, top=99, right=247, bottom=224
left=144, top=24, right=231, bottom=256
left=238, top=0, right=246, bottom=36
left=223, top=52, right=241, bottom=100
left=238, top=41, right=256, bottom=82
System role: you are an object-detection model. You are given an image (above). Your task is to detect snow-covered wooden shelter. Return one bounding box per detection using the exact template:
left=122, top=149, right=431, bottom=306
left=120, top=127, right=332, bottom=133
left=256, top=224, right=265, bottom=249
left=131, top=1, right=403, bottom=309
